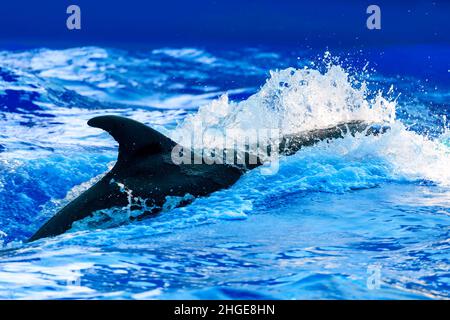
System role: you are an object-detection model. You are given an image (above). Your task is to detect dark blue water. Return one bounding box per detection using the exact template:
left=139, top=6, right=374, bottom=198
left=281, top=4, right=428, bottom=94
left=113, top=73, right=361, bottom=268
left=0, top=46, right=449, bottom=299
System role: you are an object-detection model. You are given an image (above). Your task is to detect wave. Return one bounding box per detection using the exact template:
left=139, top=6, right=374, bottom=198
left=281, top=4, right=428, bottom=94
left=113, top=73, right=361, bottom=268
left=0, top=47, right=263, bottom=109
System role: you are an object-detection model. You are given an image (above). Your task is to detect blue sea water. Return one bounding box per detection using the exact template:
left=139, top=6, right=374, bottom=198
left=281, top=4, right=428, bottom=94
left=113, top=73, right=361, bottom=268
left=0, top=45, right=449, bottom=299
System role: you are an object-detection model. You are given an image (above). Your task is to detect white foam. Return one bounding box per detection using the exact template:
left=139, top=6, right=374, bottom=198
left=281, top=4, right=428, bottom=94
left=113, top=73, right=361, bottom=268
left=171, top=64, right=450, bottom=186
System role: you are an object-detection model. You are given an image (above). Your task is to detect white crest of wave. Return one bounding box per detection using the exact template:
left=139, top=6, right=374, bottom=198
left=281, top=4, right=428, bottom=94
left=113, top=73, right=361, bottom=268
left=171, top=65, right=396, bottom=148
left=340, top=123, right=450, bottom=186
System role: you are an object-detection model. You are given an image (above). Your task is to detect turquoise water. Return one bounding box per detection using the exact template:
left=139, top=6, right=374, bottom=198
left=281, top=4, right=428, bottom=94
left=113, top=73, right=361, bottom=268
left=0, top=46, right=449, bottom=299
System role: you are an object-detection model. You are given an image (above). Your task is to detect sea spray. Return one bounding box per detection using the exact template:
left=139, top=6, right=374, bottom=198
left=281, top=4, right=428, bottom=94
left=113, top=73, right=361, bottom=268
left=171, top=65, right=396, bottom=151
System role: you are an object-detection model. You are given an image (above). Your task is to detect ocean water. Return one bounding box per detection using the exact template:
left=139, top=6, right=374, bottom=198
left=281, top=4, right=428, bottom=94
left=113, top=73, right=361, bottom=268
left=0, top=46, right=449, bottom=299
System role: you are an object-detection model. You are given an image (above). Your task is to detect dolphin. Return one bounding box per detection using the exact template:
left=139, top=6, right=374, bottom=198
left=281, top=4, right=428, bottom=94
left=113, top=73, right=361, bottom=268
left=28, top=115, right=387, bottom=242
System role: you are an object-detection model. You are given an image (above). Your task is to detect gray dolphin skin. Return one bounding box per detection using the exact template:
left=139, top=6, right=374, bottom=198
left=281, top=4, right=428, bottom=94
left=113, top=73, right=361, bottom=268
left=28, top=116, right=387, bottom=242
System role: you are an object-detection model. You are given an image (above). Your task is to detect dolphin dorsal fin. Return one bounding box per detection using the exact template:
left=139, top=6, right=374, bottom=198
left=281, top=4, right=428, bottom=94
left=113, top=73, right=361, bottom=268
left=88, top=115, right=177, bottom=163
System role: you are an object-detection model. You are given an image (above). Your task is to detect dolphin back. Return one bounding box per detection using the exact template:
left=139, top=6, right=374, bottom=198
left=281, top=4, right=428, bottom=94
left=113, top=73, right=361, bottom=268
left=29, top=116, right=183, bottom=241
left=28, top=116, right=243, bottom=242
left=28, top=116, right=389, bottom=242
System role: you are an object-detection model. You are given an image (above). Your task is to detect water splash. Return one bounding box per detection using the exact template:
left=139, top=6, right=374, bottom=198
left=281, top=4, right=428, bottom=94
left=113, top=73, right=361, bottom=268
left=171, top=65, right=396, bottom=149
left=171, top=63, right=450, bottom=188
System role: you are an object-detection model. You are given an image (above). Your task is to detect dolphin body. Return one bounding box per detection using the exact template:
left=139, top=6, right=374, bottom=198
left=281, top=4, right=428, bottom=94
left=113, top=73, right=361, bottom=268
left=28, top=115, right=387, bottom=242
